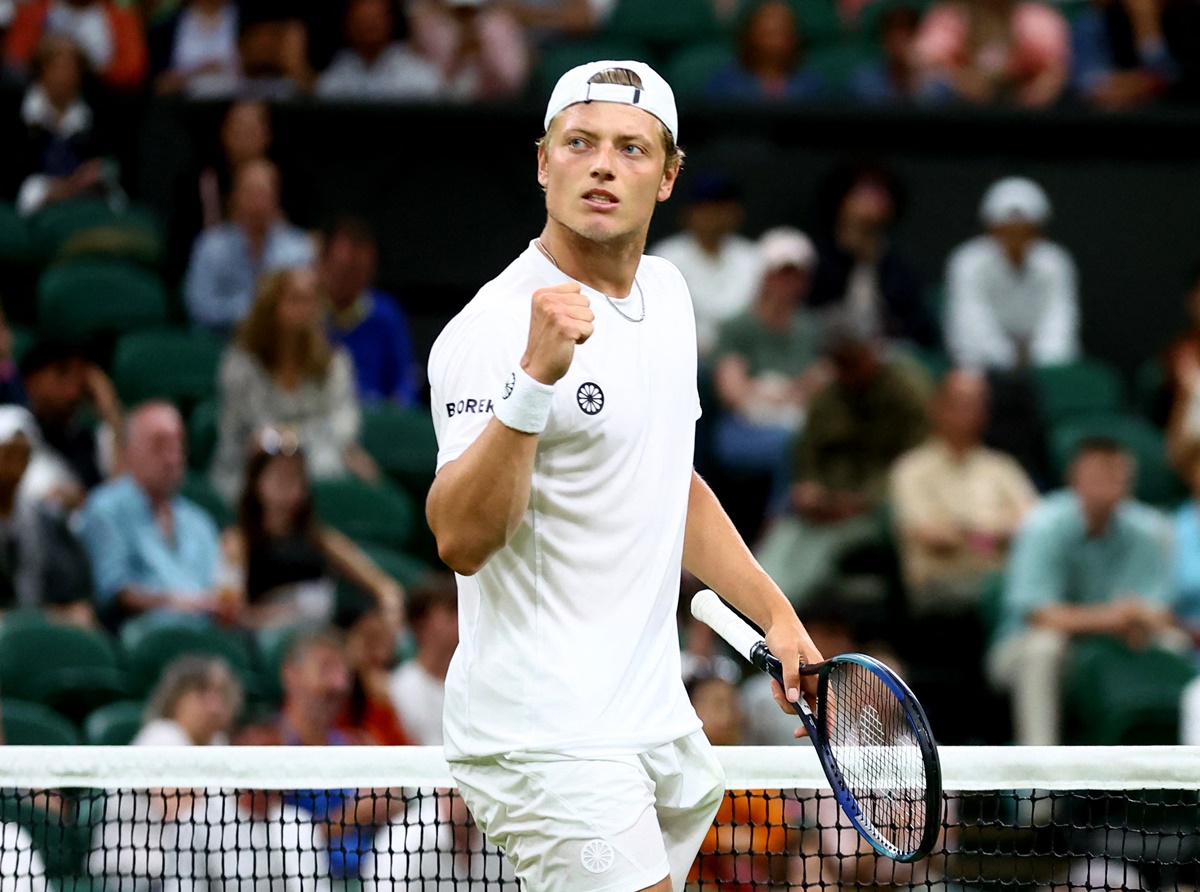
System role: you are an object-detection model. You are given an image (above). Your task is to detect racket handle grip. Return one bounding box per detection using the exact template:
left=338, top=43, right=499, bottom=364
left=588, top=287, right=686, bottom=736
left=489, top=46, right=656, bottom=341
left=691, top=590, right=766, bottom=665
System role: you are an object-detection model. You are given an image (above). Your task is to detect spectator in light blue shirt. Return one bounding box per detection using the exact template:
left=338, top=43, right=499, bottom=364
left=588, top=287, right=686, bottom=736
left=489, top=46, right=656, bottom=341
left=183, top=158, right=314, bottom=335
left=80, top=401, right=225, bottom=628
left=987, top=436, right=1178, bottom=746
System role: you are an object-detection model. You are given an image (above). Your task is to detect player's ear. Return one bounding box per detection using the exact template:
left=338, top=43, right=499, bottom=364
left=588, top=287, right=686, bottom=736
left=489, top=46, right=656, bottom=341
left=537, top=141, right=550, bottom=189
left=657, top=160, right=680, bottom=203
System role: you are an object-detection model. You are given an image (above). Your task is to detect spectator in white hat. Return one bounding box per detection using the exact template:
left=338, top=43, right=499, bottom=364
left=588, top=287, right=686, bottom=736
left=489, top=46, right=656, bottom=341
left=710, top=227, right=830, bottom=500
left=944, top=176, right=1080, bottom=371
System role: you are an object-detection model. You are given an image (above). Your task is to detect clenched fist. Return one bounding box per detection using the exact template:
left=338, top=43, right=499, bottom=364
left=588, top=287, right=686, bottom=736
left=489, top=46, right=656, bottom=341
left=521, top=283, right=594, bottom=385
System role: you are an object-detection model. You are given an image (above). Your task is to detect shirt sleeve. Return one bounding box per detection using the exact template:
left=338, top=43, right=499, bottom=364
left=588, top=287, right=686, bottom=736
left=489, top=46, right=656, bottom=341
left=1029, top=247, right=1081, bottom=366
left=1120, top=509, right=1174, bottom=607
left=429, top=308, right=525, bottom=472
left=1000, top=504, right=1070, bottom=636
left=183, top=233, right=233, bottom=330
left=80, top=495, right=133, bottom=605
left=889, top=451, right=937, bottom=531
left=944, top=244, right=1017, bottom=370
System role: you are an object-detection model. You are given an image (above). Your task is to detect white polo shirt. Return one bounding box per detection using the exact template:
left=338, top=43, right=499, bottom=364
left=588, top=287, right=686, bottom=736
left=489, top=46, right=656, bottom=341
left=429, top=241, right=703, bottom=761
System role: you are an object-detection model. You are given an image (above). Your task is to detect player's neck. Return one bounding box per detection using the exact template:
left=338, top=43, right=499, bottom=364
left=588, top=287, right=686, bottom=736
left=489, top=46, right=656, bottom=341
left=538, top=222, right=644, bottom=298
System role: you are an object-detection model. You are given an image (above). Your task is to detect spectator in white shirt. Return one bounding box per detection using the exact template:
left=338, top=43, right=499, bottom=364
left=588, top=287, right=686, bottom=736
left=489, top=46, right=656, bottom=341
left=150, top=0, right=241, bottom=97
left=944, top=176, right=1081, bottom=371
left=388, top=574, right=457, bottom=745
left=649, top=172, right=763, bottom=359
left=133, top=654, right=243, bottom=746
left=316, top=0, right=443, bottom=101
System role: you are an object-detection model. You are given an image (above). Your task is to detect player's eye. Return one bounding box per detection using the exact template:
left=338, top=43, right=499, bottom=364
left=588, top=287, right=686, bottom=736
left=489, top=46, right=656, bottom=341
left=623, top=144, right=645, bottom=155
left=567, top=137, right=587, bottom=149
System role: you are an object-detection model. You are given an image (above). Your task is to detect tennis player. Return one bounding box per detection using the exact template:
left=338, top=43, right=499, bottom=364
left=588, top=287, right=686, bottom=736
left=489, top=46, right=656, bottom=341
left=426, top=59, right=823, bottom=892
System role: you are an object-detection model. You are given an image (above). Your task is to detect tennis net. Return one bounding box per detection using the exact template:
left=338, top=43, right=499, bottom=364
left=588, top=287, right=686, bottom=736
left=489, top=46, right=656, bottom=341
left=1, top=745, right=1198, bottom=891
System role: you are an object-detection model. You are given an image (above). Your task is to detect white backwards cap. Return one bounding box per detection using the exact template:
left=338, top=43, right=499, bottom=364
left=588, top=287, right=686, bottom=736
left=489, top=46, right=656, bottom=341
left=544, top=59, right=679, bottom=143
left=980, top=176, right=1051, bottom=227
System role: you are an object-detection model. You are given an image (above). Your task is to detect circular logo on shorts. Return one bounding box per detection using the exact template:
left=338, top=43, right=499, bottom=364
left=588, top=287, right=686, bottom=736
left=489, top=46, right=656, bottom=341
left=580, top=839, right=614, bottom=874
left=577, top=382, right=604, bottom=415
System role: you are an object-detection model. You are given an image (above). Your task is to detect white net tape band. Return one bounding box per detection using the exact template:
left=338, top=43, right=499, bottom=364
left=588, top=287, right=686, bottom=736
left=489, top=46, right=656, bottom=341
left=1, top=745, right=1198, bottom=791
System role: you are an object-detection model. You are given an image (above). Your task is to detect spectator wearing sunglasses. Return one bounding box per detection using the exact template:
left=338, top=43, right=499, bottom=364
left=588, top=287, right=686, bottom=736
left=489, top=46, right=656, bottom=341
left=209, top=266, right=378, bottom=503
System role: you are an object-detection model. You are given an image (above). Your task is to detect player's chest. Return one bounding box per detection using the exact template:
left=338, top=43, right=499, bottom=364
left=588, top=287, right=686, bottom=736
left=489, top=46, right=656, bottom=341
left=538, top=318, right=696, bottom=451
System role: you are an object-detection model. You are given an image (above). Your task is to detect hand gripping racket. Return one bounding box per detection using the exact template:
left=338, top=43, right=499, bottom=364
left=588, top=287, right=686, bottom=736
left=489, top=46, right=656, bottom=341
left=691, top=589, right=943, bottom=862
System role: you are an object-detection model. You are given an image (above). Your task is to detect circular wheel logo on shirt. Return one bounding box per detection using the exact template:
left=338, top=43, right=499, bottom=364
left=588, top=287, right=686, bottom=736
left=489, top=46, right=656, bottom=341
left=503, top=372, right=516, bottom=399
left=577, top=382, right=604, bottom=415
left=580, top=839, right=615, bottom=874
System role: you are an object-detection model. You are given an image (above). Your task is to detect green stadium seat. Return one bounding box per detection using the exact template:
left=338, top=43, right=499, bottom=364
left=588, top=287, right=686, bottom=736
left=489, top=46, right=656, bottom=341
left=0, top=624, right=127, bottom=719
left=28, top=199, right=164, bottom=267
left=1047, top=413, right=1182, bottom=506
left=357, top=542, right=433, bottom=589
left=112, top=329, right=224, bottom=408
left=1064, top=636, right=1196, bottom=745
left=119, top=617, right=256, bottom=698
left=807, top=41, right=881, bottom=93
left=37, top=259, right=169, bottom=341
left=83, top=700, right=145, bottom=746
left=0, top=698, right=80, bottom=745
left=1033, top=359, right=1126, bottom=422
left=1135, top=357, right=1168, bottom=424
left=360, top=405, right=439, bottom=498
left=537, top=38, right=652, bottom=96
left=187, top=400, right=219, bottom=471
left=180, top=469, right=232, bottom=528
left=792, top=0, right=845, bottom=47
left=0, top=201, right=32, bottom=263
left=312, top=478, right=417, bottom=551
left=666, top=42, right=734, bottom=100
left=606, top=0, right=721, bottom=48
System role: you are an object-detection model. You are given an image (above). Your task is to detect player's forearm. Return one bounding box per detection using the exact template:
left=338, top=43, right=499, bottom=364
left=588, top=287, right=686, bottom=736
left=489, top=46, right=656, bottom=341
left=1028, top=603, right=1123, bottom=637
left=426, top=417, right=539, bottom=576
left=682, top=472, right=795, bottom=632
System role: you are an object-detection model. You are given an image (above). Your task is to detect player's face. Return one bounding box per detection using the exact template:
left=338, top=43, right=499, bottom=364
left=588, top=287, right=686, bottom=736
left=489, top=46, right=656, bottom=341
left=538, top=102, right=678, bottom=247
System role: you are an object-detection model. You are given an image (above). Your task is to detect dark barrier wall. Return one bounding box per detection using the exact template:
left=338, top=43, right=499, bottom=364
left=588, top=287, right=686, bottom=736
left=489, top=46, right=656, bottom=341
left=134, top=100, right=1200, bottom=374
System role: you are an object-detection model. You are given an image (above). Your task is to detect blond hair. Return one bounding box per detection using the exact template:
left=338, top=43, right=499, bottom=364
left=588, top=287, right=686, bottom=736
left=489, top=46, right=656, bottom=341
left=539, top=67, right=685, bottom=172
left=235, top=268, right=332, bottom=380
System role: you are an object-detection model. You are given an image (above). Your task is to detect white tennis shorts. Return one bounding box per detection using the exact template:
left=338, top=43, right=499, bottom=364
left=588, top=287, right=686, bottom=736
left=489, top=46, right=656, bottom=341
left=449, top=730, right=725, bottom=892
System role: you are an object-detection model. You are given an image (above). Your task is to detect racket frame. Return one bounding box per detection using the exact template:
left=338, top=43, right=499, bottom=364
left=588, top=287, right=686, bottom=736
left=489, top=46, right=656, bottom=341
left=692, top=590, right=943, bottom=862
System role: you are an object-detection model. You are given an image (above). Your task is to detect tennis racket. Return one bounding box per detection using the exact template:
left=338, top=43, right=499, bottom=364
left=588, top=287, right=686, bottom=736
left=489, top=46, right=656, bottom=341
left=690, top=589, right=942, bottom=862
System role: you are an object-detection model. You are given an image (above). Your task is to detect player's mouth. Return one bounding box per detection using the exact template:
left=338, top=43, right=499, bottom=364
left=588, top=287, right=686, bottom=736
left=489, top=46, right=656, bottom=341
left=582, top=189, right=619, bottom=211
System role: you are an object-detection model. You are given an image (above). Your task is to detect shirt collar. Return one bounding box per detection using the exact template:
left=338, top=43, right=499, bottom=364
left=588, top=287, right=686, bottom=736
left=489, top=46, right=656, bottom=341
left=21, top=84, right=92, bottom=139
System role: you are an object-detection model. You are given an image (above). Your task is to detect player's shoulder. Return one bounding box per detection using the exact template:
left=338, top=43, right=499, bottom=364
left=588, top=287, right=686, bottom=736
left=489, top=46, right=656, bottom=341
left=638, top=252, right=690, bottom=295
left=947, top=235, right=994, bottom=271
left=430, top=259, right=535, bottom=360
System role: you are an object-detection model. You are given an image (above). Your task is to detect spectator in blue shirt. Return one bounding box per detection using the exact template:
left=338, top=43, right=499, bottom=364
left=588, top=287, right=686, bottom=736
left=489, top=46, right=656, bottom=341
left=987, top=436, right=1178, bottom=746
left=706, top=0, right=826, bottom=103
left=850, top=5, right=923, bottom=104
left=184, top=158, right=314, bottom=335
left=80, top=401, right=228, bottom=629
left=319, top=217, right=417, bottom=406
left=1071, top=0, right=1179, bottom=109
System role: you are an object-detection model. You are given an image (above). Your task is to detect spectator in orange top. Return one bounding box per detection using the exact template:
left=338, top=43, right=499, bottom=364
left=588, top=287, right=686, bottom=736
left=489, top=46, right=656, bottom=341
left=686, top=667, right=799, bottom=891
left=913, top=0, right=1071, bottom=107
left=5, top=0, right=148, bottom=91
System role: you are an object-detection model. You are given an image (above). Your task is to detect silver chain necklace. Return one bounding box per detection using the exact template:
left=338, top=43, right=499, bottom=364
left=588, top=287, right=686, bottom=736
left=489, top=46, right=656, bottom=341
left=534, top=238, right=646, bottom=323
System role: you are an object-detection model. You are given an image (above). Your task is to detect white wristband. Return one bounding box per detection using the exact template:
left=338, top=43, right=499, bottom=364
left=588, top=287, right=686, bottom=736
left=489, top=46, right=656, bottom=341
left=494, top=368, right=556, bottom=434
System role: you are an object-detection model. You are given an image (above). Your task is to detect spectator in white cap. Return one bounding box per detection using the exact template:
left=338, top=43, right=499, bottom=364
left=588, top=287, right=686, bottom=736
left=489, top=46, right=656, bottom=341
left=710, top=227, right=831, bottom=514
left=944, top=176, right=1080, bottom=371
left=407, top=0, right=530, bottom=100
left=649, top=171, right=762, bottom=358
left=425, top=57, right=821, bottom=892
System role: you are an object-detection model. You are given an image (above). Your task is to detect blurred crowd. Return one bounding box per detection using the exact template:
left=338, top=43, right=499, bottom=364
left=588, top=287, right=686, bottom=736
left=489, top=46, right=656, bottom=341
left=1, top=0, right=1200, bottom=110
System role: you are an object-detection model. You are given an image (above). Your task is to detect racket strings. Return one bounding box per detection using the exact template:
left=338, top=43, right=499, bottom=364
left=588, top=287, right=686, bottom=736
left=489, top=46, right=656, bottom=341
left=825, top=662, right=928, bottom=855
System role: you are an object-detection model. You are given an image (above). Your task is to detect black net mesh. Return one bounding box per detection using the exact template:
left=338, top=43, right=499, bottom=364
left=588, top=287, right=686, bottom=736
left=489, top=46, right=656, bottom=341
left=2, top=783, right=1199, bottom=890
